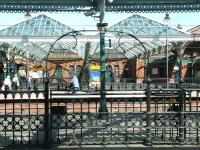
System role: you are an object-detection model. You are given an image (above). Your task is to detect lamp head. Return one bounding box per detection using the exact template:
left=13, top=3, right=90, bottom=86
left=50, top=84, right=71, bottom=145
left=164, top=13, right=171, bottom=25
left=24, top=11, right=31, bottom=19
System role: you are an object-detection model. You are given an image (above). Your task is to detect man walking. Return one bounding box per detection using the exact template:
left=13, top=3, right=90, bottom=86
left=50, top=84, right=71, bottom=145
left=71, top=74, right=79, bottom=94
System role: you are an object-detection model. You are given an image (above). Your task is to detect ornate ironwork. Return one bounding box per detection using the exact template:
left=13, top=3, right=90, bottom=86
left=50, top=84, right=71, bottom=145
left=0, top=86, right=199, bottom=147
left=0, top=0, right=200, bottom=13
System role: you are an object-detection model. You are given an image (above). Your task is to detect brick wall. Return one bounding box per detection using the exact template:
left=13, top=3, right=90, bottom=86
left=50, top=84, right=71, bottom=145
left=47, top=60, right=83, bottom=78
left=135, top=59, right=190, bottom=82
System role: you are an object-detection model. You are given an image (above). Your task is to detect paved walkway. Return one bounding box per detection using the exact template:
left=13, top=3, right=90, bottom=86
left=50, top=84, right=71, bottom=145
left=5, top=144, right=200, bottom=150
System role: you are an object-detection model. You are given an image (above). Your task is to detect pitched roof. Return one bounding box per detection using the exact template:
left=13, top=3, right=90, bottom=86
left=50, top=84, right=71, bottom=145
left=0, top=14, right=80, bottom=61
left=108, top=14, right=186, bottom=36
left=0, top=14, right=76, bottom=36
left=187, top=25, right=200, bottom=34
left=106, top=14, right=187, bottom=59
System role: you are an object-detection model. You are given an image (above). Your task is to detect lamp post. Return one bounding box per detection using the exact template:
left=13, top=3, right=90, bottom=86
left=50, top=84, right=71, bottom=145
left=21, top=35, right=30, bottom=89
left=97, top=23, right=108, bottom=114
left=4, top=47, right=11, bottom=79
left=164, top=14, right=171, bottom=89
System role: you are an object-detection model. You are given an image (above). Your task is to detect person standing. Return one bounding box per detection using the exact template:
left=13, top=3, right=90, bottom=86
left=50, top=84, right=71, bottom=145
left=3, top=75, right=12, bottom=91
left=12, top=74, right=19, bottom=90
left=71, top=74, right=79, bottom=94
left=27, top=75, right=33, bottom=90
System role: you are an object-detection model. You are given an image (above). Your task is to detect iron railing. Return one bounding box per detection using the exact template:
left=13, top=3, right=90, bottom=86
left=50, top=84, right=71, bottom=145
left=15, top=77, right=200, bottom=91
left=0, top=82, right=199, bottom=147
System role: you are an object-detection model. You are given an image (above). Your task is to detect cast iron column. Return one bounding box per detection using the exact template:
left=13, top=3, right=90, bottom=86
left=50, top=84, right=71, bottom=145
left=97, top=23, right=108, bottom=113
left=178, top=57, right=185, bottom=145
left=144, top=52, right=152, bottom=146
left=86, top=57, right=91, bottom=88
left=144, top=77, right=152, bottom=146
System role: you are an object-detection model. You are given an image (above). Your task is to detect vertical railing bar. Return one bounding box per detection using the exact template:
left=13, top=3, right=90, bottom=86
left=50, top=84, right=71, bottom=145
left=72, top=98, right=75, bottom=143
left=197, top=116, right=199, bottom=145
left=95, top=98, right=98, bottom=142
left=117, top=98, right=120, bottom=141
left=28, top=91, right=31, bottom=144
left=126, top=98, right=128, bottom=142
left=65, top=100, right=68, bottom=142
left=36, top=91, right=39, bottom=144
left=12, top=92, right=15, bottom=145
left=20, top=92, right=23, bottom=144
left=80, top=98, right=83, bottom=143
left=43, top=79, right=50, bottom=147
left=155, top=90, right=158, bottom=138
left=140, top=98, right=143, bottom=140
left=196, top=91, right=199, bottom=112
left=4, top=91, right=7, bottom=142
left=143, top=78, right=152, bottom=146
left=111, top=98, right=113, bottom=142
left=57, top=102, right=60, bottom=142
left=163, top=90, right=166, bottom=142
left=132, top=98, right=135, bottom=142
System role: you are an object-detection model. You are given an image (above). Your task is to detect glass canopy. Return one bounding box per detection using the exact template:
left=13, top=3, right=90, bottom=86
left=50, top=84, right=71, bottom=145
left=0, top=14, right=75, bottom=36
left=0, top=13, right=188, bottom=62
left=0, top=14, right=77, bottom=61
left=107, top=14, right=186, bottom=59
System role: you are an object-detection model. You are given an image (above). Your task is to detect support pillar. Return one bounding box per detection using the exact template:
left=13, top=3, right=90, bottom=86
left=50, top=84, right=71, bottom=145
left=178, top=79, right=185, bottom=145
left=178, top=56, right=185, bottom=144
left=144, top=77, right=152, bottom=146
left=97, top=23, right=108, bottom=114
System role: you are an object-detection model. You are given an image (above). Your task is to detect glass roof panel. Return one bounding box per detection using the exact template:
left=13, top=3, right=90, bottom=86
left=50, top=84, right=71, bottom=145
left=108, top=14, right=186, bottom=37
left=0, top=14, right=76, bottom=36
left=0, top=14, right=79, bottom=61
left=107, top=14, right=187, bottom=58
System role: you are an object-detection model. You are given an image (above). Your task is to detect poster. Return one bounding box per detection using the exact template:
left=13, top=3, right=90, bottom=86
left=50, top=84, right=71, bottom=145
left=91, top=70, right=100, bottom=82
left=90, top=65, right=100, bottom=82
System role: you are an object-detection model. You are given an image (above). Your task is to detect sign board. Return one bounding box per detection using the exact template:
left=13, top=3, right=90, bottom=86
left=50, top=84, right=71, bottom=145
left=30, top=67, right=43, bottom=71
left=91, top=65, right=100, bottom=70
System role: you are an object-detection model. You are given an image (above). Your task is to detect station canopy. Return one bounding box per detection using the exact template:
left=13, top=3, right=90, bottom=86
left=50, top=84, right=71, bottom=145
left=0, top=0, right=199, bottom=13
left=0, top=13, right=190, bottom=62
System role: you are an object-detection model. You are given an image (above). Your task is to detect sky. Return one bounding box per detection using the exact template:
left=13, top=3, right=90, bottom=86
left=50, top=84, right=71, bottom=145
left=0, top=12, right=200, bottom=32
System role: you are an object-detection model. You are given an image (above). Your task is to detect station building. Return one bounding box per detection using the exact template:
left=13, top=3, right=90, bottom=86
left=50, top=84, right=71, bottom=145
left=0, top=14, right=199, bottom=87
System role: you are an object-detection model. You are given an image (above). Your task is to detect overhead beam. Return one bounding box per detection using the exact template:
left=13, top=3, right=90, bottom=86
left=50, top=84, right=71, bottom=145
left=0, top=0, right=200, bottom=13
left=1, top=34, right=200, bottom=43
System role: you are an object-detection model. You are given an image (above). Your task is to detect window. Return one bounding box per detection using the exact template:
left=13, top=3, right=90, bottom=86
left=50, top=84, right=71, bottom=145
left=69, top=65, right=74, bottom=79
left=106, top=65, right=112, bottom=82
left=114, top=65, right=119, bottom=82
left=159, top=67, right=165, bottom=77
left=55, top=65, right=62, bottom=79
left=152, top=68, right=158, bottom=75
left=76, top=65, right=81, bottom=77
left=124, top=64, right=131, bottom=78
